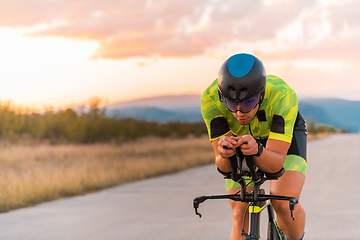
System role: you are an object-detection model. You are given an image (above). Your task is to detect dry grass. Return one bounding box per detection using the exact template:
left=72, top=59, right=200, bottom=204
left=307, top=132, right=335, bottom=141
left=0, top=135, right=214, bottom=212
left=0, top=133, right=332, bottom=213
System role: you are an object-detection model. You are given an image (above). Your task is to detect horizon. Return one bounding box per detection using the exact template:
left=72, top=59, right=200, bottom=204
left=3, top=92, right=360, bottom=113
left=106, top=94, right=360, bottom=109
left=5, top=93, right=360, bottom=113
left=109, top=93, right=360, bottom=103
left=1, top=0, right=360, bottom=109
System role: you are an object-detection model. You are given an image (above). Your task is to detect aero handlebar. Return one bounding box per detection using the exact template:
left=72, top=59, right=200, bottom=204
left=194, top=146, right=298, bottom=220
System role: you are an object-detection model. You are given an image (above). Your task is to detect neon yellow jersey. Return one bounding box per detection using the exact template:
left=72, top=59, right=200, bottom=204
left=201, top=75, right=298, bottom=143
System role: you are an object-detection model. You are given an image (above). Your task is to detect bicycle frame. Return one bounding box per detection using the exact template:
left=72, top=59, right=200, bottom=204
left=193, top=148, right=298, bottom=240
left=246, top=193, right=286, bottom=240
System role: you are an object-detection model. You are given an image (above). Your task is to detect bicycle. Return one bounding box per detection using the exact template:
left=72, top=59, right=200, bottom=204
left=193, top=147, right=298, bottom=240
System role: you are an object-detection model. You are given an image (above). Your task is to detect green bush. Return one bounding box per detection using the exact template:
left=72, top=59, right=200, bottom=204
left=0, top=98, right=208, bottom=144
left=307, top=121, right=345, bottom=135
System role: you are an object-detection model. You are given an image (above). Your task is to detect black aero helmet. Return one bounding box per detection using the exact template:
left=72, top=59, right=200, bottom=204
left=218, top=53, right=266, bottom=102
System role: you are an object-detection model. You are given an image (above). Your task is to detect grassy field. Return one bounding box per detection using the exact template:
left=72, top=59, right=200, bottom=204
left=0, top=135, right=214, bottom=213
left=0, top=133, right=329, bottom=213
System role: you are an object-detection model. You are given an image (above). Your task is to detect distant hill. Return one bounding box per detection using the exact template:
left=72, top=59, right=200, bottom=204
left=107, top=94, right=201, bottom=109
left=299, top=98, right=360, bottom=132
left=105, top=95, right=360, bottom=132
left=105, top=94, right=202, bottom=123
left=106, top=106, right=203, bottom=123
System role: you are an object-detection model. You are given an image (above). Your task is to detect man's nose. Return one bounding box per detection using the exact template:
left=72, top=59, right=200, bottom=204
left=234, top=111, right=244, bottom=117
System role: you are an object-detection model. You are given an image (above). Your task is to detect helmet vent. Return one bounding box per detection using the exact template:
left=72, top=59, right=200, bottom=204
left=239, top=88, right=248, bottom=100
left=228, top=86, right=236, bottom=100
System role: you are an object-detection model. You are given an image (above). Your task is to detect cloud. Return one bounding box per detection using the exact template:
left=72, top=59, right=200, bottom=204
left=0, top=0, right=359, bottom=61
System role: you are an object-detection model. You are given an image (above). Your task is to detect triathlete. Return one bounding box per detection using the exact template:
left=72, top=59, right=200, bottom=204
left=201, top=53, right=307, bottom=240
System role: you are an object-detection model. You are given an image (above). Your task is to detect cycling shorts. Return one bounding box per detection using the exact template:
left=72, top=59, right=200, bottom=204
left=226, top=113, right=307, bottom=190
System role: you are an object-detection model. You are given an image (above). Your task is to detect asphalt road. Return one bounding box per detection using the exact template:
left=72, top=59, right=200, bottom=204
left=0, top=134, right=359, bottom=240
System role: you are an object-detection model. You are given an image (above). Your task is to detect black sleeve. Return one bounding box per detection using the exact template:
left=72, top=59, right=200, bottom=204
left=210, top=117, right=230, bottom=139
left=270, top=114, right=285, bottom=134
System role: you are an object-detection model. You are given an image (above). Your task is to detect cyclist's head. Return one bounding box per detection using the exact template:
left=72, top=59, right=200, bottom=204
left=218, top=53, right=266, bottom=113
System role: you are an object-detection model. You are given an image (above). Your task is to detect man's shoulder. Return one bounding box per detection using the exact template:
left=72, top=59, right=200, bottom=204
left=202, top=79, right=219, bottom=95
left=201, top=78, right=228, bottom=120
left=201, top=79, right=219, bottom=103
left=266, top=75, right=289, bottom=88
left=265, top=75, right=296, bottom=97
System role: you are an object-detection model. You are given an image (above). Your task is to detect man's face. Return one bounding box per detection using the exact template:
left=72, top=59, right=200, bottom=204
left=232, top=104, right=259, bottom=125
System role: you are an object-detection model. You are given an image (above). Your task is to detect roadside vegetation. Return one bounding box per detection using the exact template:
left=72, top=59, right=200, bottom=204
left=306, top=121, right=347, bottom=140
left=0, top=97, right=212, bottom=212
left=0, top=97, right=207, bottom=145
left=0, top=136, right=214, bottom=212
left=0, top=97, right=348, bottom=212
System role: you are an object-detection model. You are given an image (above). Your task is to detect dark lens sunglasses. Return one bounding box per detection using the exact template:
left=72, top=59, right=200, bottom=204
left=219, top=88, right=262, bottom=113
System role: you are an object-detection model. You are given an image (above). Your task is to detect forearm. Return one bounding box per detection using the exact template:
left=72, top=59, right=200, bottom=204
left=215, top=155, right=232, bottom=173
left=215, top=155, right=231, bottom=173
left=254, top=147, right=285, bottom=173
left=212, top=134, right=238, bottom=173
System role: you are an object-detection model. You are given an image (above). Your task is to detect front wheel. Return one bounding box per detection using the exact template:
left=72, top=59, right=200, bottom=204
left=267, top=204, right=286, bottom=240
left=267, top=220, right=286, bottom=240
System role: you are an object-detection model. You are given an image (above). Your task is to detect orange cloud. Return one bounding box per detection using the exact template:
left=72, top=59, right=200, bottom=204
left=0, top=0, right=359, bottom=61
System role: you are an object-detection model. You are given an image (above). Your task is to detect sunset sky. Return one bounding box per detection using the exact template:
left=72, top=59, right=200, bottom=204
left=0, top=0, right=359, bottom=109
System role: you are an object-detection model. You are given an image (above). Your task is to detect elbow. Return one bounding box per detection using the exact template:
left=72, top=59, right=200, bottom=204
left=273, top=156, right=286, bottom=173
left=215, top=155, right=232, bottom=173
left=267, top=156, right=286, bottom=174
left=273, top=164, right=284, bottom=174
left=267, top=165, right=283, bottom=174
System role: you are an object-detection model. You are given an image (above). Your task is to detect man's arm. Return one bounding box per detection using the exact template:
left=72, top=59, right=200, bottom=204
left=237, top=136, right=290, bottom=173
left=212, top=132, right=290, bottom=174
left=210, top=133, right=238, bottom=173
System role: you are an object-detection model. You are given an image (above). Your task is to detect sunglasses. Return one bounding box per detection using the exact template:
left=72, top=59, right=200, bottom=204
left=219, top=89, right=262, bottom=113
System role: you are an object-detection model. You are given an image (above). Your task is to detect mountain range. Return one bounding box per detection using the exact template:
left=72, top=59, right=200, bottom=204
left=105, top=94, right=360, bottom=133
left=105, top=95, right=202, bottom=122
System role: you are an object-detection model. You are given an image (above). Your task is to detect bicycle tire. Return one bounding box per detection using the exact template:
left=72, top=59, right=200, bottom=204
left=267, top=205, right=286, bottom=240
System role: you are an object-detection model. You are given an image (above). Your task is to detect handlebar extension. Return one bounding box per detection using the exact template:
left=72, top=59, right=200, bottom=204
left=193, top=193, right=298, bottom=220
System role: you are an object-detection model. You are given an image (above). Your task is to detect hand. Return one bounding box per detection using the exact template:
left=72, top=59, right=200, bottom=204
left=217, top=136, right=237, bottom=158
left=217, top=135, right=241, bottom=158
left=236, top=135, right=259, bottom=156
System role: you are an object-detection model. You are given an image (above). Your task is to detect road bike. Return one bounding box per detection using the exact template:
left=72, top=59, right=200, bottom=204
left=193, top=147, right=298, bottom=240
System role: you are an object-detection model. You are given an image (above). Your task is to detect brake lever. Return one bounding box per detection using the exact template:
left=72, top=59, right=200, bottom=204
left=193, top=196, right=207, bottom=218
left=194, top=207, right=202, bottom=218
left=289, top=198, right=298, bottom=221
